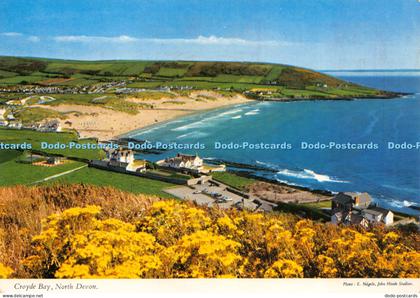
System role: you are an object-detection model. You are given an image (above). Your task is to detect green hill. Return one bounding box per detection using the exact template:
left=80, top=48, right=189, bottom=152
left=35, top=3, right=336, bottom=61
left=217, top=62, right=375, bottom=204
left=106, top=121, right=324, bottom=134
left=0, top=56, right=396, bottom=99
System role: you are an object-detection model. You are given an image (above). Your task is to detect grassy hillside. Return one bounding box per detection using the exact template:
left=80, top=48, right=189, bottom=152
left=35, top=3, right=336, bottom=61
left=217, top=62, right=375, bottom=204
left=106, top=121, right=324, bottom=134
left=0, top=56, right=394, bottom=99
left=0, top=185, right=418, bottom=278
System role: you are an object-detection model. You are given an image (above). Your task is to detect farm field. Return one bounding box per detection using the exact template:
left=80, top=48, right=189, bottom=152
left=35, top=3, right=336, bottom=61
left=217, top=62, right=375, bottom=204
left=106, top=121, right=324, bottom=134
left=0, top=56, right=391, bottom=99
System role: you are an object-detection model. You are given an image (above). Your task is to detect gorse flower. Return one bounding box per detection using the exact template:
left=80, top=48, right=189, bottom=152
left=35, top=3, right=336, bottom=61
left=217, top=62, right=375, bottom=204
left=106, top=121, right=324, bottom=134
left=0, top=263, right=13, bottom=278
left=19, top=201, right=420, bottom=279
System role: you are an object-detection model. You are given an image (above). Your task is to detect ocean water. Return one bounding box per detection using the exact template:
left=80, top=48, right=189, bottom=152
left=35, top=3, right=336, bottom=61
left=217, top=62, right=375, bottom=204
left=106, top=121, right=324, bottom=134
left=127, top=72, right=420, bottom=214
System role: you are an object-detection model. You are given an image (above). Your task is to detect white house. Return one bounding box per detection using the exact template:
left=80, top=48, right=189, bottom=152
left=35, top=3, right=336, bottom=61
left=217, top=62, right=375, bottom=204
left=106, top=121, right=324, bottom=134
left=38, top=120, right=62, bottom=132
left=164, top=153, right=203, bottom=170
left=104, top=148, right=146, bottom=172
left=362, top=207, right=394, bottom=226
left=106, top=148, right=135, bottom=164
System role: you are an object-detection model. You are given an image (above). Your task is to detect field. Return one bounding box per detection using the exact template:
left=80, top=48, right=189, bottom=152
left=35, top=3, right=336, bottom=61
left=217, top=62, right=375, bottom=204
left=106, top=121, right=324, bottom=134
left=0, top=153, right=85, bottom=186
left=0, top=56, right=391, bottom=99
left=212, top=171, right=256, bottom=190
left=43, top=167, right=176, bottom=198
left=0, top=128, right=102, bottom=159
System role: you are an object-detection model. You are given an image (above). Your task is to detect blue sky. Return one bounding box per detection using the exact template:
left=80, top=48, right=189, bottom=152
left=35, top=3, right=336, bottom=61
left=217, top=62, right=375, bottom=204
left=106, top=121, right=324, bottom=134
left=0, top=0, right=419, bottom=69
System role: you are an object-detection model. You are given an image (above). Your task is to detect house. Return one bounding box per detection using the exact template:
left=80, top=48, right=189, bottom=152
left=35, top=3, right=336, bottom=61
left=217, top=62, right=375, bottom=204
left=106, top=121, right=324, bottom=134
left=164, top=153, right=203, bottom=171
left=7, top=121, right=22, bottom=129
left=362, top=206, right=394, bottom=226
left=106, top=148, right=135, bottom=164
left=38, top=120, right=62, bottom=132
left=331, top=192, right=393, bottom=226
left=104, top=148, right=146, bottom=172
left=126, top=159, right=147, bottom=173
left=47, top=156, right=64, bottom=165
left=348, top=212, right=370, bottom=228
left=332, top=192, right=371, bottom=212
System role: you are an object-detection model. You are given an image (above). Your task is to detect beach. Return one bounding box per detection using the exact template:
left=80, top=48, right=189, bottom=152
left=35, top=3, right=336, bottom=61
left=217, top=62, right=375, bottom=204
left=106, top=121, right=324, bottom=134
left=36, top=91, right=252, bottom=140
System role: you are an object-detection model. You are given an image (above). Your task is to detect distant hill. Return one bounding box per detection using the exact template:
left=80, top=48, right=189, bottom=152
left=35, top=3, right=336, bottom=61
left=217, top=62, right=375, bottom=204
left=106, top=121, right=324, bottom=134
left=0, top=56, right=398, bottom=99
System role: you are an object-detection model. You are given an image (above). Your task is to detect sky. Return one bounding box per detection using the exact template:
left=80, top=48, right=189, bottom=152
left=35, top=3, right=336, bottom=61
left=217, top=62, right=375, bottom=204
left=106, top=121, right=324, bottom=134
left=0, top=0, right=419, bottom=69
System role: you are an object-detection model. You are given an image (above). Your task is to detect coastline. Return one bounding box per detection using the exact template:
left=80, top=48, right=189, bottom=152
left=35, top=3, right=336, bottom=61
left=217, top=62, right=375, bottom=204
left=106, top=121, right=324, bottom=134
left=36, top=91, right=253, bottom=141
left=117, top=100, right=260, bottom=140
left=116, top=92, right=410, bottom=139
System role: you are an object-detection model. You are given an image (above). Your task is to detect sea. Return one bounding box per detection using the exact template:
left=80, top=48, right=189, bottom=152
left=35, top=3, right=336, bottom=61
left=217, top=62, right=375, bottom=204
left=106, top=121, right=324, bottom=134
left=126, top=71, right=420, bottom=215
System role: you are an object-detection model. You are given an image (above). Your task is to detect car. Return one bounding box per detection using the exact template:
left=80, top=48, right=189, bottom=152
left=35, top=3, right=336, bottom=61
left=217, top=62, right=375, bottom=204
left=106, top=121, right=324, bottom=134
left=216, top=198, right=227, bottom=203
left=193, top=190, right=201, bottom=194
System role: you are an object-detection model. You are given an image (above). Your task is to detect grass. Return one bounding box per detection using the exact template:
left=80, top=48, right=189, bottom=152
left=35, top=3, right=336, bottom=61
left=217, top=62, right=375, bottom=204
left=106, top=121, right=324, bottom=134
left=212, top=171, right=256, bottom=190
left=0, top=57, right=388, bottom=99
left=157, top=67, right=188, bottom=77
left=104, top=98, right=141, bottom=114
left=125, top=91, right=175, bottom=100
left=275, top=201, right=330, bottom=221
left=302, top=200, right=332, bottom=209
left=148, top=169, right=191, bottom=180
left=45, top=167, right=176, bottom=198
left=14, top=107, right=67, bottom=124
left=0, top=75, right=46, bottom=85
left=0, top=127, right=102, bottom=159
left=0, top=152, right=85, bottom=186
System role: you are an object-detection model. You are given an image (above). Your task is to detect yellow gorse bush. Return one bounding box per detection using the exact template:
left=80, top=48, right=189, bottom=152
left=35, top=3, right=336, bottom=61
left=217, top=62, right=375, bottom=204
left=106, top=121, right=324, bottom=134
left=21, top=200, right=420, bottom=278
left=0, top=263, right=13, bottom=278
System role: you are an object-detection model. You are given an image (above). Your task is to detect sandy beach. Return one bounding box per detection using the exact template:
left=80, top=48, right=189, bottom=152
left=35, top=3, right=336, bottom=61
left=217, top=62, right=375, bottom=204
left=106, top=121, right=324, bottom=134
left=35, top=91, right=252, bottom=140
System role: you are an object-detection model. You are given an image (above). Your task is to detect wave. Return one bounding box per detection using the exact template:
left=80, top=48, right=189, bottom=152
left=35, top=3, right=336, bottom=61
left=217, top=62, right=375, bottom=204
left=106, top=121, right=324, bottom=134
left=386, top=199, right=418, bottom=209
left=218, top=108, right=243, bottom=116
left=244, top=109, right=260, bottom=116
left=274, top=178, right=303, bottom=187
left=176, top=131, right=208, bottom=139
left=231, top=115, right=242, bottom=119
left=172, top=120, right=207, bottom=131
left=276, top=168, right=349, bottom=183
left=171, top=108, right=245, bottom=131
left=256, top=160, right=281, bottom=170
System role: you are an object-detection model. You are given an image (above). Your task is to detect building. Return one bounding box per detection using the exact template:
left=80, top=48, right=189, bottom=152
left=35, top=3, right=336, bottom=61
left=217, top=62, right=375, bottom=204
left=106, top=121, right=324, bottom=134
left=332, top=192, right=372, bottom=212
left=47, top=156, right=64, bottom=165
left=126, top=159, right=147, bottom=173
left=38, top=120, right=62, bottom=132
left=104, top=148, right=146, bottom=172
left=362, top=206, right=394, bottom=226
left=331, top=192, right=393, bottom=226
left=163, top=153, right=203, bottom=171
left=106, top=147, right=135, bottom=164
